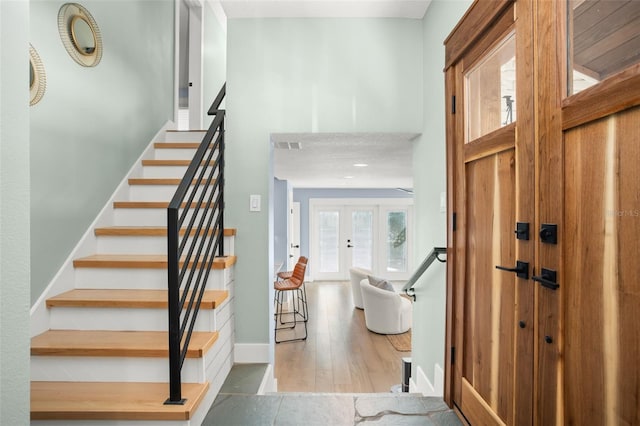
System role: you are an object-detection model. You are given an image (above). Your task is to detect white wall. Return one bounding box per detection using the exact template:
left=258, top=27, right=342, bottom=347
left=29, top=0, right=175, bottom=303
left=226, top=18, right=423, bottom=344
left=0, top=1, right=31, bottom=423
left=411, top=0, right=472, bottom=391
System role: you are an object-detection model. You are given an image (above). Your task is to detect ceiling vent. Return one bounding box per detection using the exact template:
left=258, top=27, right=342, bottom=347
left=274, top=141, right=302, bottom=150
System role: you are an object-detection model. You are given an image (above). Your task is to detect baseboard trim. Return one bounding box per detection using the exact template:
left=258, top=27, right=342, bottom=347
left=234, top=343, right=270, bottom=363
left=409, top=363, right=444, bottom=397
left=257, top=364, right=277, bottom=394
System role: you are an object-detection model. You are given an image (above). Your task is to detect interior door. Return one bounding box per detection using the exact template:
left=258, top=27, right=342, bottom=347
left=288, top=202, right=301, bottom=270
left=187, top=3, right=203, bottom=130
left=445, top=4, right=531, bottom=424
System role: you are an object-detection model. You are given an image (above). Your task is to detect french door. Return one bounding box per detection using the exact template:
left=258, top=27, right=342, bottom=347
left=313, top=205, right=376, bottom=280
left=311, top=200, right=412, bottom=281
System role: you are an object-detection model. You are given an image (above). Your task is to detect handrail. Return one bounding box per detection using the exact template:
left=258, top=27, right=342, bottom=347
left=207, top=83, right=225, bottom=116
left=165, top=83, right=226, bottom=405
left=402, top=247, right=446, bottom=301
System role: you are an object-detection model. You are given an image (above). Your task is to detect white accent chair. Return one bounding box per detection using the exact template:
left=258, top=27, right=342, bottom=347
left=360, top=279, right=412, bottom=334
left=349, top=267, right=373, bottom=309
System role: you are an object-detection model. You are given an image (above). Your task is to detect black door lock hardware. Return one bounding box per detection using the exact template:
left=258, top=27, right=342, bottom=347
left=540, top=224, right=557, bottom=244
left=532, top=268, right=559, bottom=290
left=495, top=261, right=529, bottom=280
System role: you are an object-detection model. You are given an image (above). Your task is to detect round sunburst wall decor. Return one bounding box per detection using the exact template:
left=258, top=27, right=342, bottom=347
left=29, top=44, right=47, bottom=106
left=58, top=3, right=103, bottom=67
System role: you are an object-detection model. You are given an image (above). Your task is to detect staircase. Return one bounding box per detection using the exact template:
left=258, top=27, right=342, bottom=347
left=30, top=129, right=236, bottom=425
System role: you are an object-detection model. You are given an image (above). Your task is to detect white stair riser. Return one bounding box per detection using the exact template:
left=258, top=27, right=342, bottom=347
left=96, top=234, right=232, bottom=255
left=31, top=356, right=207, bottom=383
left=164, top=131, right=207, bottom=142
left=74, top=267, right=232, bottom=290
left=142, top=165, right=217, bottom=179
left=142, top=166, right=189, bottom=178
left=49, top=307, right=216, bottom=332
left=154, top=148, right=199, bottom=160
left=112, top=204, right=219, bottom=227
left=48, top=297, right=231, bottom=332
left=128, top=184, right=217, bottom=201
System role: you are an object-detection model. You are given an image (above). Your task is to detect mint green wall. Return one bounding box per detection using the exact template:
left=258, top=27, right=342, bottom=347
left=226, top=18, right=423, bottom=343
left=412, top=0, right=472, bottom=386
left=29, top=0, right=174, bottom=304
left=203, top=4, right=226, bottom=127
left=1, top=1, right=31, bottom=422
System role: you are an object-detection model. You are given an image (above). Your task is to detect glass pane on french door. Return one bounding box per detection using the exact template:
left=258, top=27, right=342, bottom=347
left=318, top=210, right=340, bottom=273
left=386, top=210, right=408, bottom=273
left=350, top=209, right=374, bottom=270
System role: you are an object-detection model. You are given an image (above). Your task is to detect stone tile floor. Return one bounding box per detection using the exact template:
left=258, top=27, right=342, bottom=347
left=202, top=364, right=463, bottom=425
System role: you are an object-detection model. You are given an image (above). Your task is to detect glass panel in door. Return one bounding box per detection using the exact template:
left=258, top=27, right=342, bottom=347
left=349, top=208, right=374, bottom=270
left=385, top=210, right=408, bottom=273
left=318, top=210, right=340, bottom=274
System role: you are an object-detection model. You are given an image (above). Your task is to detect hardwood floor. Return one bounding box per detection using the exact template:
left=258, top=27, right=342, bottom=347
left=274, top=281, right=408, bottom=393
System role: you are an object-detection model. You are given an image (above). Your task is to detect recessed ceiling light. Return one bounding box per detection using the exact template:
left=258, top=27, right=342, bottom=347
left=344, top=176, right=354, bottom=179
left=353, top=163, right=368, bottom=167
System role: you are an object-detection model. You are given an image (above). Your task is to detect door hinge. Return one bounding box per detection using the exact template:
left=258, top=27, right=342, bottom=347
left=452, top=212, right=457, bottom=232
left=451, top=95, right=456, bottom=114
left=451, top=346, right=456, bottom=365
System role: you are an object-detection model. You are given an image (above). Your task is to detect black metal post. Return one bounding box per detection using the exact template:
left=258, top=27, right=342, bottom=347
left=165, top=206, right=185, bottom=405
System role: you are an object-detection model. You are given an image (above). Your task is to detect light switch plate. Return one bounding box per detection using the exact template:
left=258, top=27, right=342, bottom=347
left=250, top=194, right=261, bottom=212
left=440, top=192, right=446, bottom=213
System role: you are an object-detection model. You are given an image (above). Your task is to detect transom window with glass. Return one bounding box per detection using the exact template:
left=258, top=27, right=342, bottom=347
left=568, top=0, right=640, bottom=95
left=464, top=31, right=516, bottom=142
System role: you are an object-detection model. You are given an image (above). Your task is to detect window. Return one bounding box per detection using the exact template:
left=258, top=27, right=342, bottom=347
left=568, top=0, right=640, bottom=95
left=465, top=31, right=516, bottom=142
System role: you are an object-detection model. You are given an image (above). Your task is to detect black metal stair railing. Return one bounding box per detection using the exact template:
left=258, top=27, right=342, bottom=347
left=165, top=83, right=226, bottom=404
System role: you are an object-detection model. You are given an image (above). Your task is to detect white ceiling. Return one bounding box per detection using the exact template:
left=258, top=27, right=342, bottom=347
left=216, top=0, right=429, bottom=190
left=272, top=133, right=417, bottom=189
left=219, top=0, right=433, bottom=19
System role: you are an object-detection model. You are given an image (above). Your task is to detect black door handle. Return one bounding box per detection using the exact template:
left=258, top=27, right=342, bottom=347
left=495, top=261, right=529, bottom=279
left=347, top=244, right=354, bottom=248
left=290, top=244, right=300, bottom=248
left=532, top=268, right=559, bottom=290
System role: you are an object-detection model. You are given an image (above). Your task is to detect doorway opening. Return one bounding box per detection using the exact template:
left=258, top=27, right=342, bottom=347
left=271, top=132, right=416, bottom=393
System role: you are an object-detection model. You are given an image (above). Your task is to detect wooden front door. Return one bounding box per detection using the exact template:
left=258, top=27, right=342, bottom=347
left=444, top=2, right=534, bottom=424
left=535, top=1, right=640, bottom=423
left=445, top=0, right=640, bottom=424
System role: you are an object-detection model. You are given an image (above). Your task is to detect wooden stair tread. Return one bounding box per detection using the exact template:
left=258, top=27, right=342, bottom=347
left=31, top=330, right=218, bottom=358
left=141, top=159, right=193, bottom=166
left=128, top=178, right=218, bottom=186
left=46, top=289, right=228, bottom=309
left=154, top=142, right=210, bottom=149
left=31, top=381, right=209, bottom=421
left=94, top=226, right=235, bottom=237
left=73, top=254, right=237, bottom=269
left=95, top=226, right=217, bottom=237
left=113, top=201, right=206, bottom=209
